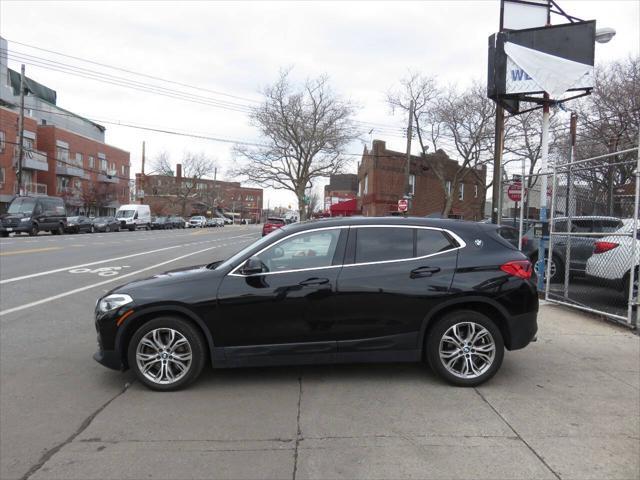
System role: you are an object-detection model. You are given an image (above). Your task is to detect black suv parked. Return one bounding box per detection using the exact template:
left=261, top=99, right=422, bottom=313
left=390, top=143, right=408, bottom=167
left=94, top=217, right=538, bottom=391
left=0, top=196, right=67, bottom=237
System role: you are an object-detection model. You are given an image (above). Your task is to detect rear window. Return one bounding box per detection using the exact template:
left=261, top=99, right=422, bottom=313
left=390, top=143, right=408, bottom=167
left=267, top=218, right=285, bottom=225
left=355, top=227, right=413, bottom=263
left=597, top=220, right=623, bottom=233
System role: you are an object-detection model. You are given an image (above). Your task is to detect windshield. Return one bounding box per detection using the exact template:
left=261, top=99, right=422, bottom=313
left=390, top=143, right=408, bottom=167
left=215, top=232, right=282, bottom=271
left=94, top=217, right=108, bottom=222
left=117, top=210, right=135, bottom=218
left=7, top=198, right=36, bottom=215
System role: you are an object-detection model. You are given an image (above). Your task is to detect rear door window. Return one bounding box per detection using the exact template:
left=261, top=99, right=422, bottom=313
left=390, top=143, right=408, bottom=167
left=416, top=229, right=455, bottom=256
left=596, top=220, right=623, bottom=233
left=355, top=227, right=413, bottom=263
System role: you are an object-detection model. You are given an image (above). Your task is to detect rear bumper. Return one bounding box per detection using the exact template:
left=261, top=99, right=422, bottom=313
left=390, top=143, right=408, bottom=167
left=504, top=311, right=538, bottom=350
left=93, top=349, right=123, bottom=370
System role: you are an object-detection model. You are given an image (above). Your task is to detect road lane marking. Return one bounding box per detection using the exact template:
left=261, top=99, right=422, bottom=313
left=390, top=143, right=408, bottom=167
left=0, top=233, right=258, bottom=285
left=0, top=243, right=238, bottom=317
left=0, top=247, right=62, bottom=257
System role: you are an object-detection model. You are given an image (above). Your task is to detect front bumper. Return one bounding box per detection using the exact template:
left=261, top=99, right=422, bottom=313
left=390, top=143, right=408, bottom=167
left=0, top=224, right=31, bottom=234
left=93, top=349, right=123, bottom=370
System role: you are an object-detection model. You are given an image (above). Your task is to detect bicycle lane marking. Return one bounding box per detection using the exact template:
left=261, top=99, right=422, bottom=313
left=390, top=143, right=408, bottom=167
left=0, top=233, right=257, bottom=285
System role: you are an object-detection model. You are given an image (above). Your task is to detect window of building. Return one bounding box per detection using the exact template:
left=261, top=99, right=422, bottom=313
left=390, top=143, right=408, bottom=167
left=57, top=176, right=70, bottom=191
left=100, top=159, right=107, bottom=171
left=73, top=178, right=82, bottom=189
left=121, top=164, right=126, bottom=175
left=0, top=130, right=5, bottom=153
left=355, top=227, right=413, bottom=263
left=254, top=229, right=341, bottom=273
left=74, top=153, right=83, bottom=167
left=109, top=161, right=116, bottom=172
left=0, top=167, right=5, bottom=185
left=56, top=146, right=69, bottom=165
left=88, top=156, right=95, bottom=169
left=409, top=174, right=416, bottom=195
left=445, top=180, right=452, bottom=196
left=416, top=229, right=456, bottom=257
left=475, top=184, right=479, bottom=198
left=363, top=174, right=369, bottom=195
left=458, top=183, right=464, bottom=201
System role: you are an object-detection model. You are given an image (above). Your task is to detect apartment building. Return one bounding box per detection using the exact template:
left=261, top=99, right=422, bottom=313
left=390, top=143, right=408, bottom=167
left=0, top=37, right=130, bottom=215
left=358, top=140, right=485, bottom=220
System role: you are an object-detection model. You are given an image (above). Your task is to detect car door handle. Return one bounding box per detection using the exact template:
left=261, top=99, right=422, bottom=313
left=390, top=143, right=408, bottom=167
left=299, top=277, right=330, bottom=286
left=410, top=266, right=441, bottom=278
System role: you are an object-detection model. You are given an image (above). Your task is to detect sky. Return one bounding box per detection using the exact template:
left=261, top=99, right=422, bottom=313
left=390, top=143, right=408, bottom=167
left=1, top=0, right=638, bottom=209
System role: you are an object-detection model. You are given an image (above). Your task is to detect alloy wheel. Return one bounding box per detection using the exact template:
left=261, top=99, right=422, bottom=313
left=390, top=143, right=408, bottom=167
left=439, top=322, right=496, bottom=379
left=135, top=328, right=193, bottom=385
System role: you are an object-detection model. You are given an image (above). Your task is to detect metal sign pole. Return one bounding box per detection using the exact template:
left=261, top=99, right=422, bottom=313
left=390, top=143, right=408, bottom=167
left=518, top=158, right=526, bottom=250
left=537, top=97, right=550, bottom=291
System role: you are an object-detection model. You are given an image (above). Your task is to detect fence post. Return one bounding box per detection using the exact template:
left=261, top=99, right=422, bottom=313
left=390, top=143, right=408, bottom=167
left=545, top=165, right=558, bottom=300
left=627, top=132, right=640, bottom=326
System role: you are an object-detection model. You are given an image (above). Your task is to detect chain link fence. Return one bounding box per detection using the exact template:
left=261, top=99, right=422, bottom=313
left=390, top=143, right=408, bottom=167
left=542, top=146, right=640, bottom=327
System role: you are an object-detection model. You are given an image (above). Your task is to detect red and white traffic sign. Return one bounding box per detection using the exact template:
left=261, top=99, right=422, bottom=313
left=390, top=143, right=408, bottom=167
left=398, top=199, right=408, bottom=212
left=507, top=182, right=522, bottom=202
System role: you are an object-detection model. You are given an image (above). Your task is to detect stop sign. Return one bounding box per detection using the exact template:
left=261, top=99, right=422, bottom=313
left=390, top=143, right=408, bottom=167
left=398, top=199, right=408, bottom=212
left=507, top=182, right=522, bottom=202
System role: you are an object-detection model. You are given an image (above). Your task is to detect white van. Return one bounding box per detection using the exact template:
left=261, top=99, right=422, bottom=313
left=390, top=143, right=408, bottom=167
left=115, top=204, right=151, bottom=231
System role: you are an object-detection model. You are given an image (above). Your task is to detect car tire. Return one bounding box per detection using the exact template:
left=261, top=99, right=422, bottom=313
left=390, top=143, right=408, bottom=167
left=105, top=226, right=111, bottom=232
left=90, top=225, right=95, bottom=233
left=129, top=226, right=135, bottom=232
left=127, top=317, right=207, bottom=392
left=531, top=253, right=564, bottom=284
left=29, top=224, right=39, bottom=236
left=1, top=231, right=8, bottom=238
left=426, top=310, right=504, bottom=387
left=622, top=268, right=639, bottom=302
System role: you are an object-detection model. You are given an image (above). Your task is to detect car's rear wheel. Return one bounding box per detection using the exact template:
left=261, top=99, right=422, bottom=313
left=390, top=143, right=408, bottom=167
left=426, top=310, right=504, bottom=387
left=90, top=225, right=95, bottom=233
left=531, top=253, right=563, bottom=284
left=105, top=226, right=111, bottom=232
left=128, top=317, right=206, bottom=391
left=29, top=224, right=39, bottom=236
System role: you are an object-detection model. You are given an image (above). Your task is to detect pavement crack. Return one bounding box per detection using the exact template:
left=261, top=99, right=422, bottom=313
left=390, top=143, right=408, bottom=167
left=20, top=381, right=133, bottom=480
left=474, top=387, right=561, bottom=480
left=292, top=373, right=303, bottom=480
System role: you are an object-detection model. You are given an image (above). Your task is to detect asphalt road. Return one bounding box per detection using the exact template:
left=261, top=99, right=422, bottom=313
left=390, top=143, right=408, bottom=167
left=0, top=226, right=260, bottom=480
left=1, top=227, right=638, bottom=480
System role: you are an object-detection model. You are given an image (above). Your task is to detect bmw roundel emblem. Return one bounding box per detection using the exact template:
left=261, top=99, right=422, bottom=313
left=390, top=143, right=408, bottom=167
left=474, top=239, right=483, bottom=247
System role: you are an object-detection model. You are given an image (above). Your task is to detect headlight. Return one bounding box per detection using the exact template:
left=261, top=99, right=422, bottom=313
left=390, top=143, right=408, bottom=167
left=97, top=223, right=105, bottom=227
left=20, top=217, right=31, bottom=222
left=97, top=294, right=133, bottom=313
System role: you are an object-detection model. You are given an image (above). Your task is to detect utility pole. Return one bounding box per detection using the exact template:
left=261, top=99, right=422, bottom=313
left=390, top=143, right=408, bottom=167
left=16, top=64, right=26, bottom=196
left=139, top=141, right=145, bottom=204
left=404, top=100, right=414, bottom=213
left=537, top=94, right=551, bottom=291
left=491, top=105, right=505, bottom=223
left=563, top=112, right=577, bottom=299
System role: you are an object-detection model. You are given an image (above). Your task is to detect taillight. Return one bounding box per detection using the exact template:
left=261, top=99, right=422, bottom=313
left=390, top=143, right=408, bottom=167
left=500, top=260, right=532, bottom=279
left=594, top=241, right=619, bottom=254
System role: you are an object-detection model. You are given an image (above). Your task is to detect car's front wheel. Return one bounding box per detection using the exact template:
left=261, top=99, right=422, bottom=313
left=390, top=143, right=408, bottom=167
left=426, top=310, right=504, bottom=387
left=128, top=317, right=206, bottom=391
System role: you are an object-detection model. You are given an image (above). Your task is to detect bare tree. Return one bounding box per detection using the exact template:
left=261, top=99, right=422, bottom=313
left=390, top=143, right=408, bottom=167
left=150, top=151, right=174, bottom=176
left=304, top=188, right=321, bottom=219
left=232, top=70, right=359, bottom=220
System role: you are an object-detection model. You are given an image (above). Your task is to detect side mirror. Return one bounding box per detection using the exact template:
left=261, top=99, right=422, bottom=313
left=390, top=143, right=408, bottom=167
left=241, top=257, right=264, bottom=275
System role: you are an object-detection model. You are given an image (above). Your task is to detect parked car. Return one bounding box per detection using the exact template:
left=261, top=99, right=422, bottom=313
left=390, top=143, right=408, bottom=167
left=525, top=216, right=623, bottom=282
left=167, top=216, right=185, bottom=229
left=0, top=195, right=67, bottom=237
left=205, top=218, right=217, bottom=227
left=214, top=217, right=225, bottom=227
left=585, top=219, right=638, bottom=299
left=116, top=204, right=151, bottom=231
left=150, top=216, right=170, bottom=230
left=91, top=216, right=120, bottom=233
left=189, top=216, right=206, bottom=228
left=65, top=216, right=94, bottom=234
left=491, top=224, right=536, bottom=258
left=93, top=217, right=538, bottom=391
left=262, top=217, right=286, bottom=236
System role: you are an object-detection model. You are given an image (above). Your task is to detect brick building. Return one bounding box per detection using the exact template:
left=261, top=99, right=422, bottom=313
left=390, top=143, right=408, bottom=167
left=358, top=140, right=486, bottom=220
left=0, top=106, right=130, bottom=215
left=323, top=174, right=358, bottom=210
left=136, top=166, right=263, bottom=223
left=0, top=37, right=130, bottom=215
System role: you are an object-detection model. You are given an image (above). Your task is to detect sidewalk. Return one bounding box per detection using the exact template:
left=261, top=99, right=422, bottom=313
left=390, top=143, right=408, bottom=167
left=28, top=304, right=640, bottom=480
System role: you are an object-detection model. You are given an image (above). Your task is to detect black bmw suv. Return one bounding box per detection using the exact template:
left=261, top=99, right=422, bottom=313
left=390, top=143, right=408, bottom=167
left=94, top=217, right=538, bottom=391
